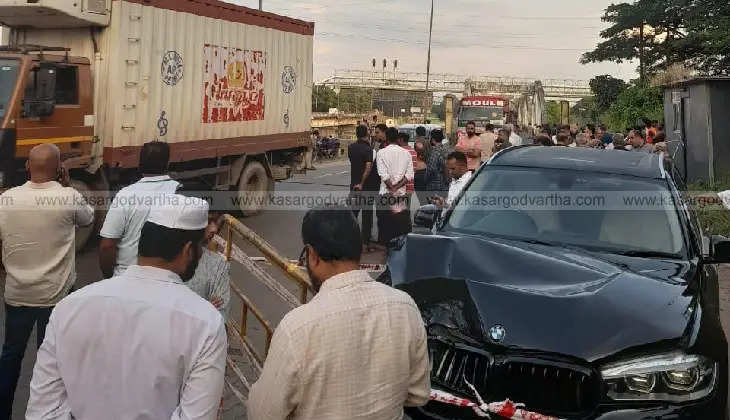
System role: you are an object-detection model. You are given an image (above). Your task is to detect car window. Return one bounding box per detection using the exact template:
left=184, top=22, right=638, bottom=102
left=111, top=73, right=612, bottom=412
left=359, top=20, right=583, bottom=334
left=445, top=166, right=685, bottom=257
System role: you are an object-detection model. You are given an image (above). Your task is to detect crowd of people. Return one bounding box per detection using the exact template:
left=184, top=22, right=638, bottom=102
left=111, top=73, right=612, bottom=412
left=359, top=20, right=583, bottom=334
left=0, top=141, right=433, bottom=420
left=346, top=118, right=670, bottom=249
left=516, top=120, right=668, bottom=157
left=347, top=122, right=481, bottom=251
left=0, top=116, right=672, bottom=419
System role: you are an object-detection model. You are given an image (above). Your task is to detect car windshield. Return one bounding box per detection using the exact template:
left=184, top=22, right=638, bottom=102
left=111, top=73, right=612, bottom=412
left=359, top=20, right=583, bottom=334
left=444, top=166, right=685, bottom=257
left=459, top=106, right=503, bottom=121
left=0, top=59, right=19, bottom=119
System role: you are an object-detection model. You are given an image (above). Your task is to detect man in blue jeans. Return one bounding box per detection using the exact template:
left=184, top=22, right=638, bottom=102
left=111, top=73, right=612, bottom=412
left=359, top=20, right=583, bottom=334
left=0, top=144, right=94, bottom=418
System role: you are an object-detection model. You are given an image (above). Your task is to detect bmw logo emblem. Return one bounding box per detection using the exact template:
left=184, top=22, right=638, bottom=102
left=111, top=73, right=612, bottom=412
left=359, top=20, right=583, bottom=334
left=489, top=325, right=506, bottom=343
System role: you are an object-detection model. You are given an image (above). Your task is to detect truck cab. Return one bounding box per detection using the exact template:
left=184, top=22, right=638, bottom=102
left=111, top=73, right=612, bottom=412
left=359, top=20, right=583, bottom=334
left=0, top=49, right=94, bottom=187
left=457, top=96, right=508, bottom=134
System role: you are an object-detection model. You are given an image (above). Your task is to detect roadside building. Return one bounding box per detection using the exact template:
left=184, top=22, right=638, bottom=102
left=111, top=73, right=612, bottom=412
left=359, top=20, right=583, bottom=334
left=663, top=77, right=730, bottom=183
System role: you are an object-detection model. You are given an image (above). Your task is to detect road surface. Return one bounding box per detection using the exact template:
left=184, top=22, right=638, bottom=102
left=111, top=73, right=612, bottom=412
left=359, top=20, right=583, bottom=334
left=2, top=159, right=730, bottom=419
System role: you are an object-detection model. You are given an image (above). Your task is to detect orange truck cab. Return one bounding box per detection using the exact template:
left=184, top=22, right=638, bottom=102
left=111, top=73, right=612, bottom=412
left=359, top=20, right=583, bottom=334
left=0, top=49, right=94, bottom=186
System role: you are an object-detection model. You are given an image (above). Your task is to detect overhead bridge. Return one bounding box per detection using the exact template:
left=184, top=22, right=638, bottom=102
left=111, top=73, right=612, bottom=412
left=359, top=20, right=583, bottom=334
left=320, top=69, right=592, bottom=103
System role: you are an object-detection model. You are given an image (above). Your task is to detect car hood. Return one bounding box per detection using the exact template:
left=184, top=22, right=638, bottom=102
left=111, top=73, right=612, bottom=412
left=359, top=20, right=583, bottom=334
left=388, top=233, right=699, bottom=362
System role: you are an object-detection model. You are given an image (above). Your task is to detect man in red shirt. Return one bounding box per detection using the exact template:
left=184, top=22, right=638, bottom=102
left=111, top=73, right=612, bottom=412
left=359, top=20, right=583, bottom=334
left=397, top=132, right=417, bottom=195
left=456, top=121, right=482, bottom=170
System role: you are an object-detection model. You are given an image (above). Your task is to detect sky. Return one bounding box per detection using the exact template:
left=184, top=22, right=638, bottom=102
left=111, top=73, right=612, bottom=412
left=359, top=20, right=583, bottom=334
left=231, top=0, right=637, bottom=83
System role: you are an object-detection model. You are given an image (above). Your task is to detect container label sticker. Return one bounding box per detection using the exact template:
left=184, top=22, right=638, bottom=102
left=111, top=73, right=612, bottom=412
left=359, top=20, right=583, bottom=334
left=281, top=66, right=296, bottom=94
left=161, top=51, right=184, bottom=86
left=202, top=44, right=266, bottom=123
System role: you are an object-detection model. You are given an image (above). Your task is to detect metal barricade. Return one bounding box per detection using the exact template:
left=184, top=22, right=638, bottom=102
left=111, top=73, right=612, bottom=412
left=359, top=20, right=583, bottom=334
left=212, top=215, right=386, bottom=417
left=213, top=215, right=312, bottom=411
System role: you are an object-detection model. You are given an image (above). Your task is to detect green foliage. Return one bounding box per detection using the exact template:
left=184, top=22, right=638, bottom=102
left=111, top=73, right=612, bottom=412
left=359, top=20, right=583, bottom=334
left=582, top=0, right=730, bottom=78
left=605, top=84, right=663, bottom=131
left=590, top=75, right=628, bottom=113
left=688, top=175, right=730, bottom=236
left=338, top=88, right=374, bottom=114
left=311, top=86, right=374, bottom=113
left=545, top=101, right=561, bottom=125
left=312, top=85, right=337, bottom=112
left=571, top=97, right=599, bottom=127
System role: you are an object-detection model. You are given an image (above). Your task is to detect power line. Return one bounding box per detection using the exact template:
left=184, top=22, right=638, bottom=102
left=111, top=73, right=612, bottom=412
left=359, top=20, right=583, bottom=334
left=315, top=32, right=591, bottom=51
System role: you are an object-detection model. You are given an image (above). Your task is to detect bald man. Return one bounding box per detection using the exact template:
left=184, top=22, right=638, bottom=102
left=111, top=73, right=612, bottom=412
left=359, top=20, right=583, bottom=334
left=0, top=144, right=93, bottom=419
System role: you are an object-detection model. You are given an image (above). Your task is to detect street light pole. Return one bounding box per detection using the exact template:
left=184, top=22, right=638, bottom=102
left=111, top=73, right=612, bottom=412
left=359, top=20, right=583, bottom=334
left=424, top=0, right=434, bottom=122
left=259, top=0, right=262, bottom=10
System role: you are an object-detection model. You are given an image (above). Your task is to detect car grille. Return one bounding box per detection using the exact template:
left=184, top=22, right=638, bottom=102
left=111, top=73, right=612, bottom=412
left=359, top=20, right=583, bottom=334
left=429, top=338, right=600, bottom=417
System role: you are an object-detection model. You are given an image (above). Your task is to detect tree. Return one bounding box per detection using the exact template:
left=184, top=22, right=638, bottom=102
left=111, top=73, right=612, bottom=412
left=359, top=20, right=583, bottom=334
left=684, top=0, right=730, bottom=75
left=312, top=85, right=337, bottom=112
left=605, top=84, right=664, bottom=132
left=581, top=2, right=656, bottom=83
left=571, top=97, right=599, bottom=128
left=335, top=88, right=372, bottom=114
left=582, top=0, right=730, bottom=78
left=545, top=101, right=561, bottom=126
left=590, top=75, right=628, bottom=113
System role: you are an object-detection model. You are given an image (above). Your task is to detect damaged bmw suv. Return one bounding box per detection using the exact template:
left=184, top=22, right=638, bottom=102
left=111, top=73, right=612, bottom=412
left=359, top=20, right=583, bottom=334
left=385, top=146, right=730, bottom=419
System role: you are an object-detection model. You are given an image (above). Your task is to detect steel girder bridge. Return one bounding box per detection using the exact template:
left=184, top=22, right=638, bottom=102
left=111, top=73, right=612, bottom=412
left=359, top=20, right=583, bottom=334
left=319, top=69, right=592, bottom=103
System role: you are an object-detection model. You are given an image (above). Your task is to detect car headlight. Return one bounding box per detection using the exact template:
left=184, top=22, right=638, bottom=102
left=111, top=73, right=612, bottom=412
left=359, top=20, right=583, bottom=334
left=601, top=351, right=717, bottom=402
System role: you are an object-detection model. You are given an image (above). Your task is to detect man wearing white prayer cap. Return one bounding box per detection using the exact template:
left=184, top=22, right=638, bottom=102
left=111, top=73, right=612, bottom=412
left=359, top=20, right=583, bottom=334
left=26, top=194, right=227, bottom=420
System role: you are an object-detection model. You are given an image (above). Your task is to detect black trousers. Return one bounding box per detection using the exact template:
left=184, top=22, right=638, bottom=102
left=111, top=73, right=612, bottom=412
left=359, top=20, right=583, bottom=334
left=0, top=304, right=53, bottom=420
left=377, top=195, right=412, bottom=246
left=350, top=190, right=375, bottom=244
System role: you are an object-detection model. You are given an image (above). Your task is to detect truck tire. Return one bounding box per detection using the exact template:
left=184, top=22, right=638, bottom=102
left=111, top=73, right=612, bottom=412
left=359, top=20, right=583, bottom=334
left=71, top=179, right=95, bottom=252
left=237, top=161, right=274, bottom=216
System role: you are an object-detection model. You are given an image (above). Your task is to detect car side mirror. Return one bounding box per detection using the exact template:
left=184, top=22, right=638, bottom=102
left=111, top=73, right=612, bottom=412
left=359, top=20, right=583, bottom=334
left=706, top=235, right=730, bottom=264
left=414, top=204, right=439, bottom=229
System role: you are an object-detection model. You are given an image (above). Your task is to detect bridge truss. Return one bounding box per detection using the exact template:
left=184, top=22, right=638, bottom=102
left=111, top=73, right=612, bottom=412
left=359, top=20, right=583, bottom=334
left=319, top=69, right=592, bottom=103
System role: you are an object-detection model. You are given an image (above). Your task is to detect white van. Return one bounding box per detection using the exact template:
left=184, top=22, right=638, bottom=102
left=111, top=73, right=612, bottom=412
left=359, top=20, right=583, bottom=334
left=397, top=124, right=449, bottom=147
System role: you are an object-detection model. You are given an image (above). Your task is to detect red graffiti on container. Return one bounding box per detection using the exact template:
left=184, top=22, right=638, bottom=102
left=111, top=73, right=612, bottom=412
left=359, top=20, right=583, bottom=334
left=202, top=44, right=266, bottom=123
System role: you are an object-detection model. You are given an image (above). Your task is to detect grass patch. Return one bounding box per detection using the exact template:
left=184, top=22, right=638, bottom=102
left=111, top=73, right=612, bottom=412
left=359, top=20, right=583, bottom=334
left=688, top=176, right=730, bottom=236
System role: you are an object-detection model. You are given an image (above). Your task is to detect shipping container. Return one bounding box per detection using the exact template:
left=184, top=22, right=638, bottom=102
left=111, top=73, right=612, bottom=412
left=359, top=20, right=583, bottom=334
left=0, top=0, right=315, bottom=247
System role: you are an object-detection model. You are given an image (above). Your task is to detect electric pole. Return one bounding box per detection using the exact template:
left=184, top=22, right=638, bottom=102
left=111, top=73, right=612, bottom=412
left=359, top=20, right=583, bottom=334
left=259, top=0, right=262, bottom=10
left=425, top=0, right=434, bottom=122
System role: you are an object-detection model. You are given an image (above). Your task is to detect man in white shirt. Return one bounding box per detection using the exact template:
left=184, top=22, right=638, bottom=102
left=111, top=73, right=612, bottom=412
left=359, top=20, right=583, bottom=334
left=26, top=195, right=227, bottom=420
left=505, top=124, right=523, bottom=147
left=432, top=151, right=473, bottom=210
left=375, top=128, right=414, bottom=244
left=0, top=144, right=94, bottom=419
left=248, top=207, right=429, bottom=420
left=99, top=141, right=180, bottom=278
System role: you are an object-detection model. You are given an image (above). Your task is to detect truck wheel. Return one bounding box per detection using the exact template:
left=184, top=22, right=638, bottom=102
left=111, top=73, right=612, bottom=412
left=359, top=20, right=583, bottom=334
left=71, top=179, right=95, bottom=252
left=237, top=161, right=273, bottom=216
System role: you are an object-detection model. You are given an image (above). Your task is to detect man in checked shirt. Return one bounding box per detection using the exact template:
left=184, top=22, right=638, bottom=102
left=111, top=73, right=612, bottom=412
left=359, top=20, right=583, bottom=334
left=248, top=207, right=430, bottom=420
